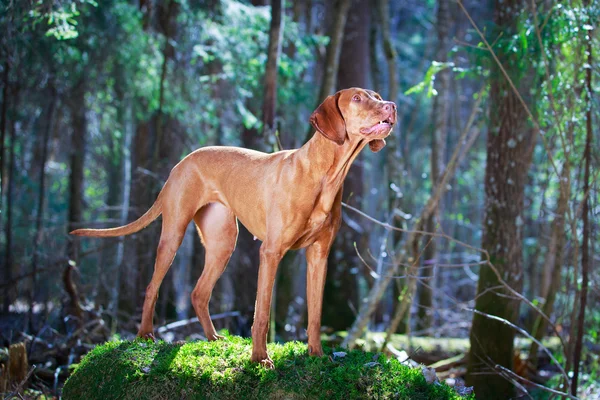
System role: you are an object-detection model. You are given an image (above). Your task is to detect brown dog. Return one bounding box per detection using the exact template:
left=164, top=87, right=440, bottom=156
left=71, top=87, right=396, bottom=367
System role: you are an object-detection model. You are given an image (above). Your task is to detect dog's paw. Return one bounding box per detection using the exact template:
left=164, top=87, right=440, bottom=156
left=258, top=358, right=274, bottom=369
left=308, top=344, right=324, bottom=357
left=251, top=353, right=274, bottom=369
left=137, top=332, right=156, bottom=342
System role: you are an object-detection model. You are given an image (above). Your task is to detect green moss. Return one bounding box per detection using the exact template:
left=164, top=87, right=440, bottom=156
left=63, top=334, right=470, bottom=400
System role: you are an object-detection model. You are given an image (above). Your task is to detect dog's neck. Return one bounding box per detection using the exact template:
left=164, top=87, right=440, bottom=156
left=294, top=132, right=368, bottom=210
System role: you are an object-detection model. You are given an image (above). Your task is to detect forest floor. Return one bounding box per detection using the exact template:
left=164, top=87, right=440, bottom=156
left=0, top=310, right=592, bottom=399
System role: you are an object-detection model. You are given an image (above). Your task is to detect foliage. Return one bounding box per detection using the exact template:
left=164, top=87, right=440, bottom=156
left=405, top=61, right=455, bottom=97
left=63, top=334, right=470, bottom=400
left=26, top=0, right=98, bottom=40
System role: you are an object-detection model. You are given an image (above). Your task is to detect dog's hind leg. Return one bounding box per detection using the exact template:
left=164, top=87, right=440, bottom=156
left=191, top=202, right=238, bottom=341
left=137, top=186, right=198, bottom=339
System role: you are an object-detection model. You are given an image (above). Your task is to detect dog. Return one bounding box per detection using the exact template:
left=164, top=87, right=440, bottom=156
left=71, top=87, right=396, bottom=368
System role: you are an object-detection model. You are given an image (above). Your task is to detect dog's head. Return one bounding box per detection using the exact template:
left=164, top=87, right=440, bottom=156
left=309, top=88, right=397, bottom=152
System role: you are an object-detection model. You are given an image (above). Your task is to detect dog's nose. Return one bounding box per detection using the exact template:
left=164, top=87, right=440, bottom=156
left=383, top=102, right=396, bottom=112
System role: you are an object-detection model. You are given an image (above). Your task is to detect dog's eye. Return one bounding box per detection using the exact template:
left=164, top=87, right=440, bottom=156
left=352, top=95, right=361, bottom=102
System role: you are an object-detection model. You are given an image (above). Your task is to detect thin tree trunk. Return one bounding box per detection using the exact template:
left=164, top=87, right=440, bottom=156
left=131, top=120, right=156, bottom=318
left=65, top=83, right=86, bottom=331
left=3, top=82, right=18, bottom=314
left=67, top=82, right=87, bottom=262
left=378, top=0, right=400, bottom=188
left=262, top=0, right=283, bottom=148
left=377, top=0, right=398, bottom=103
left=317, top=0, right=351, bottom=104
left=286, top=0, right=303, bottom=59
left=153, top=0, right=176, bottom=167
left=527, top=167, right=569, bottom=368
left=155, top=0, right=181, bottom=326
left=465, top=2, right=533, bottom=398
left=369, top=14, right=381, bottom=94
left=109, top=99, right=133, bottom=332
left=416, top=0, right=451, bottom=333
left=570, top=13, right=593, bottom=393
left=1, top=61, right=10, bottom=312
left=304, top=0, right=351, bottom=143
left=322, top=0, right=371, bottom=332
left=273, top=0, right=304, bottom=340
left=28, top=85, right=56, bottom=331
left=129, top=0, right=156, bottom=319
left=375, top=0, right=401, bottom=334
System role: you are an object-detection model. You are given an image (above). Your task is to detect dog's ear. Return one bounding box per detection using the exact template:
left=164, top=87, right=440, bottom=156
left=369, top=139, right=386, bottom=152
left=309, top=92, right=346, bottom=145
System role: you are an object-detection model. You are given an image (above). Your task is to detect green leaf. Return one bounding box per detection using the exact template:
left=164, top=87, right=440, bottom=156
left=405, top=61, right=455, bottom=97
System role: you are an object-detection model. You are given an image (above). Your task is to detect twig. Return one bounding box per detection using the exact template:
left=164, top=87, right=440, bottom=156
left=467, top=308, right=568, bottom=383
left=4, top=366, right=36, bottom=399
left=495, top=364, right=579, bottom=400
left=347, top=199, right=570, bottom=382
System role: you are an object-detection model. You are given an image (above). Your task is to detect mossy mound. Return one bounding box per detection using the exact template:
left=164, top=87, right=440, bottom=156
left=63, top=335, right=470, bottom=400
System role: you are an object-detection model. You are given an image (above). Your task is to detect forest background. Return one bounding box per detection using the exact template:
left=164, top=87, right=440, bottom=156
left=0, top=0, right=598, bottom=398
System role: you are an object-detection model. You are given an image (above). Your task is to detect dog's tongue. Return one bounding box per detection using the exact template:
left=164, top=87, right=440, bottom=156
left=361, top=122, right=390, bottom=134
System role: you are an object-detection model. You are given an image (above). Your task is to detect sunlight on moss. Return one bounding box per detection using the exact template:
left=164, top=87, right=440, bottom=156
left=63, top=334, right=471, bottom=400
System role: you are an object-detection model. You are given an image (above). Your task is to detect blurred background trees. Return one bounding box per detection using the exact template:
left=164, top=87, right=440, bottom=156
left=0, top=0, right=598, bottom=398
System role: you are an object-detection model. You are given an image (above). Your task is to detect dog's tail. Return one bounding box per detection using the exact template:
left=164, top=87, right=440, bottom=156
left=70, top=193, right=164, bottom=238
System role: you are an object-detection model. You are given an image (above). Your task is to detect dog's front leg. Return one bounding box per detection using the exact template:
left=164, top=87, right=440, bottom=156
left=250, top=243, right=284, bottom=368
left=305, top=239, right=330, bottom=357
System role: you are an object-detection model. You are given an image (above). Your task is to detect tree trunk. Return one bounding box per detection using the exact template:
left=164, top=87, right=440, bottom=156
left=465, top=2, right=533, bottom=398
left=131, top=119, right=156, bottom=319
left=153, top=0, right=177, bottom=169
left=67, top=82, right=87, bottom=262
left=100, top=89, right=124, bottom=309
left=527, top=167, right=569, bottom=368
left=377, top=0, right=400, bottom=191
left=570, top=13, right=593, bottom=393
left=154, top=0, right=181, bottom=325
left=322, top=0, right=371, bottom=332
left=317, top=0, right=351, bottom=104
left=127, top=0, right=156, bottom=320
left=416, top=0, right=451, bottom=333
left=109, top=98, right=133, bottom=333
left=304, top=0, right=351, bottom=143
left=3, top=81, right=18, bottom=313
left=262, top=0, right=283, bottom=147
left=1, top=61, right=10, bottom=312
left=28, top=85, right=56, bottom=331
left=369, top=12, right=381, bottom=94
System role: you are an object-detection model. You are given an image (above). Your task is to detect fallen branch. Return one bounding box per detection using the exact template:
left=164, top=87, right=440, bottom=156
left=156, top=311, right=241, bottom=335
left=428, top=354, right=466, bottom=372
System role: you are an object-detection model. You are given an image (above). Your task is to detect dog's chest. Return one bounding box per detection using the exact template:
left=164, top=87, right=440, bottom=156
left=308, top=209, right=329, bottom=230
left=291, top=212, right=331, bottom=249
left=290, top=189, right=339, bottom=249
